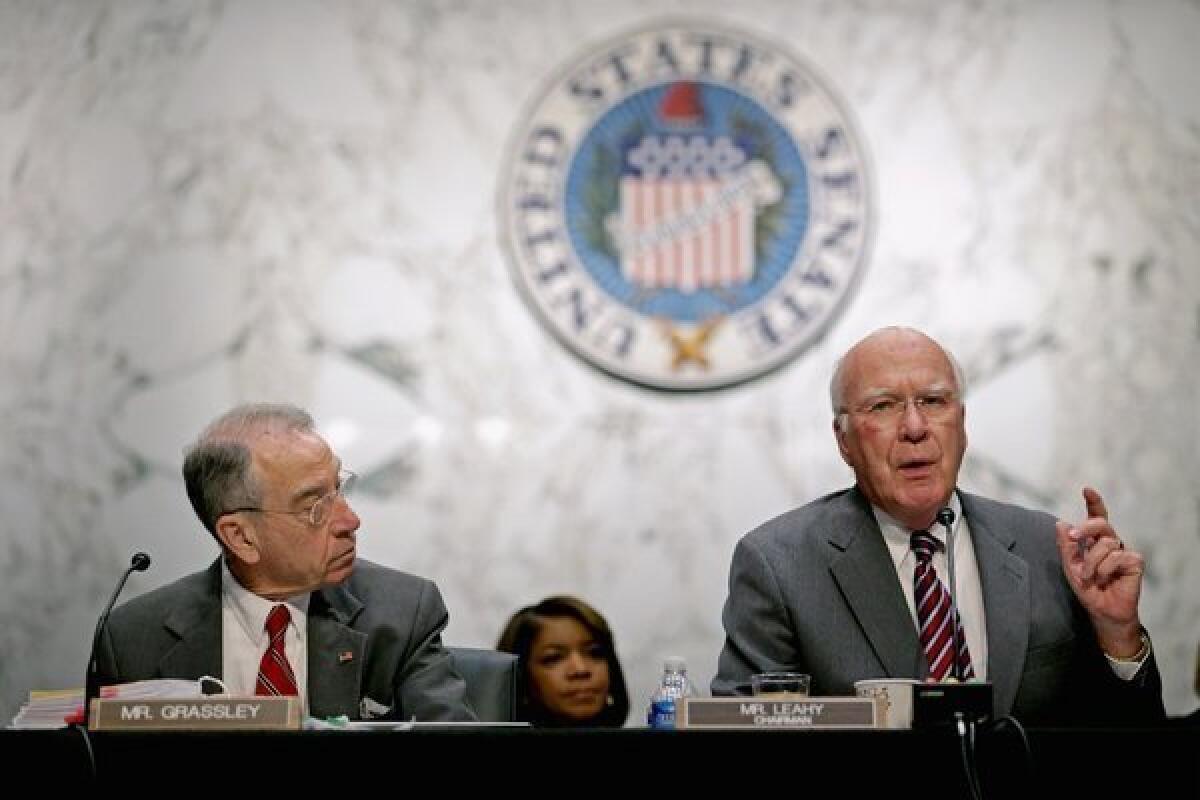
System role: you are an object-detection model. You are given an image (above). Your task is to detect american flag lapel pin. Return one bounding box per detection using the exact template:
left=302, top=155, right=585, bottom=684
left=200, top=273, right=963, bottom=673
left=338, top=650, right=354, bottom=664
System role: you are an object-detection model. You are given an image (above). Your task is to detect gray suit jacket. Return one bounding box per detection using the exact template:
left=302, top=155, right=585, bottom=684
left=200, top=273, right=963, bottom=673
left=713, top=487, right=1164, bottom=725
left=96, top=558, right=476, bottom=721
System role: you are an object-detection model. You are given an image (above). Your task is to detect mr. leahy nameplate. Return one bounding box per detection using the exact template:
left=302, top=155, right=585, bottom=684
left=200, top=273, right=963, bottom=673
left=89, top=696, right=302, bottom=731
left=677, top=697, right=882, bottom=729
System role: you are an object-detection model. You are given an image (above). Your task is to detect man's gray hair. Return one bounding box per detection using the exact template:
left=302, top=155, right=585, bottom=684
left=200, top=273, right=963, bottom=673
left=829, top=327, right=967, bottom=432
left=182, top=403, right=315, bottom=535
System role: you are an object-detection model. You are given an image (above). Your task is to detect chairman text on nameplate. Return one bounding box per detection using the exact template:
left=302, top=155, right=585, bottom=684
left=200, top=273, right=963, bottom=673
left=677, top=697, right=882, bottom=729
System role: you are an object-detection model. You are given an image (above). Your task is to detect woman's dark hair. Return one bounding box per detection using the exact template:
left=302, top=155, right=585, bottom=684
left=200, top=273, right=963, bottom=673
left=496, top=595, right=630, bottom=727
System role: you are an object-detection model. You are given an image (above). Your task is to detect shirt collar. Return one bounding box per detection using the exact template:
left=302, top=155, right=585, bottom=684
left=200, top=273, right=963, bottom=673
left=871, top=491, right=963, bottom=560
left=220, top=559, right=310, bottom=643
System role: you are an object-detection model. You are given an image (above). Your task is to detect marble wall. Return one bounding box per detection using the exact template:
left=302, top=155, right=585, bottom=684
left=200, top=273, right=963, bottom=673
left=1, top=0, right=1197, bottom=723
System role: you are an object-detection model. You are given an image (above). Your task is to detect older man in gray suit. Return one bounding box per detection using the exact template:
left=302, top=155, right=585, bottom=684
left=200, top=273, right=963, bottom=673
left=713, top=327, right=1164, bottom=724
left=96, top=403, right=475, bottom=721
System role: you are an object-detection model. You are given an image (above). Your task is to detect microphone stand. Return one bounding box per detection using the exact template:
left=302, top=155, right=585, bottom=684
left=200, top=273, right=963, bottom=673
left=938, top=508, right=961, bottom=683
left=937, top=508, right=983, bottom=800
left=83, top=552, right=151, bottom=729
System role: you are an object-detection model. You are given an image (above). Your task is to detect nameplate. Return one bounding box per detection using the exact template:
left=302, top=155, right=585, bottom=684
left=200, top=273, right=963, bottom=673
left=89, top=697, right=302, bottom=731
left=677, top=697, right=882, bottom=729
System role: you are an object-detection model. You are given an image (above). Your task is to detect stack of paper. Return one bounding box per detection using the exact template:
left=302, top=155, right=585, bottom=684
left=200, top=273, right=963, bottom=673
left=100, top=678, right=214, bottom=700
left=9, top=688, right=84, bottom=729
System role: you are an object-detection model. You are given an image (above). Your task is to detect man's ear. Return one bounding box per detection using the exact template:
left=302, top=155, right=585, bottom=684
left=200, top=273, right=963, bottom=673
left=833, top=416, right=853, bottom=467
left=215, top=514, right=261, bottom=565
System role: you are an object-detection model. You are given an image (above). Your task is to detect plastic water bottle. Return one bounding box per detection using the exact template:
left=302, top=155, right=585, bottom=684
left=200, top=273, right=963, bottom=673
left=647, top=656, right=698, bottom=729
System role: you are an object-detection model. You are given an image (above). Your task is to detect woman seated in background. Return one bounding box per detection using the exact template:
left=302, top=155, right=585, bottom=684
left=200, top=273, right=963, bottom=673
left=496, top=595, right=630, bottom=727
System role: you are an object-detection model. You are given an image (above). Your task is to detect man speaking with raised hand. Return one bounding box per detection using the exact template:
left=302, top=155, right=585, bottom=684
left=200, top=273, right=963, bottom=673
left=713, top=327, right=1164, bottom=725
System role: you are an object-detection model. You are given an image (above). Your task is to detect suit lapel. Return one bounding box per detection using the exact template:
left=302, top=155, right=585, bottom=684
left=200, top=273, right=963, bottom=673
left=306, top=585, right=367, bottom=719
left=159, top=559, right=223, bottom=680
left=961, top=493, right=1029, bottom=718
left=829, top=490, right=925, bottom=678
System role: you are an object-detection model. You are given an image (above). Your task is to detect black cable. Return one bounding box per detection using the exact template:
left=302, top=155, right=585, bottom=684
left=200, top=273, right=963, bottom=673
left=72, top=723, right=97, bottom=782
left=987, top=715, right=1034, bottom=786
left=954, top=712, right=985, bottom=800
left=967, top=717, right=985, bottom=799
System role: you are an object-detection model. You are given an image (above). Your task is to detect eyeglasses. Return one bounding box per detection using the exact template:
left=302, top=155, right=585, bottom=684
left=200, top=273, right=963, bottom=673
left=223, top=469, right=357, bottom=528
left=846, top=391, right=959, bottom=424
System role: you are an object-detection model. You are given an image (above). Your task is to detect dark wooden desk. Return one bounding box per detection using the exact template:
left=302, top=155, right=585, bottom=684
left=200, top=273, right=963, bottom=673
left=5, top=724, right=1197, bottom=796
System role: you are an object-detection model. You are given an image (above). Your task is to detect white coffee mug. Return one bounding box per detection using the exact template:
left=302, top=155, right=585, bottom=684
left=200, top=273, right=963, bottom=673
left=854, top=678, right=919, bottom=729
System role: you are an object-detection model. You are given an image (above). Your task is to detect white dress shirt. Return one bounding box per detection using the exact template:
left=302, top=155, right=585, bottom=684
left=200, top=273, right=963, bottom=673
left=872, top=492, right=1146, bottom=682
left=220, top=560, right=311, bottom=712
left=873, top=493, right=990, bottom=680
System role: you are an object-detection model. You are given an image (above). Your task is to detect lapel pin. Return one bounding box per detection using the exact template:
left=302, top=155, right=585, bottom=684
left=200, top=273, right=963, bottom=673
left=338, top=650, right=354, bottom=664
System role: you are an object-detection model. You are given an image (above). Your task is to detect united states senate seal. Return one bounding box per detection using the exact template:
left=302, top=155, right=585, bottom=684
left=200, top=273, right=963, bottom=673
left=499, top=20, right=873, bottom=390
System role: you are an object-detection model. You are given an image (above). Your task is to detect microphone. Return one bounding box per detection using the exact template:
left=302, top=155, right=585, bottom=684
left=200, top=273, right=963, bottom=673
left=914, top=506, right=993, bottom=758
left=83, top=552, right=151, bottom=728
left=936, top=508, right=961, bottom=681
left=932, top=506, right=986, bottom=800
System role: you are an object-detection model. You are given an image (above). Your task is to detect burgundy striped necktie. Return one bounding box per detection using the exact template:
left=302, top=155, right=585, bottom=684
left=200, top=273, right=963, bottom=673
left=911, top=530, right=974, bottom=682
left=256, top=604, right=299, bottom=696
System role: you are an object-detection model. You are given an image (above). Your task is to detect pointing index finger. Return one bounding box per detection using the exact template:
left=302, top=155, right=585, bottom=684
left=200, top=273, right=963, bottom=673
left=1082, top=487, right=1108, bottom=521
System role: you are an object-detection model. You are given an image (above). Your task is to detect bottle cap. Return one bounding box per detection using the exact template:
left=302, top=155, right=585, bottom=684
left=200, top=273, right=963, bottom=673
left=664, top=655, right=687, bottom=672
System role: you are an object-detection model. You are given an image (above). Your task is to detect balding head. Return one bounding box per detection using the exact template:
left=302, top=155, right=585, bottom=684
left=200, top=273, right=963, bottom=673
left=831, top=327, right=966, bottom=429
left=182, top=403, right=315, bottom=535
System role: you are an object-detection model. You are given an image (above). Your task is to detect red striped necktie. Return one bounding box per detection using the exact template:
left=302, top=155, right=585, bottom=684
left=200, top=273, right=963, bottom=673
left=256, top=604, right=299, bottom=696
left=911, top=530, right=975, bottom=682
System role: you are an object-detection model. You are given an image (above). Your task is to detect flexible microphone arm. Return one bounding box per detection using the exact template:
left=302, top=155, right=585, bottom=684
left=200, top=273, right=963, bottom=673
left=936, top=508, right=960, bottom=682
left=83, top=552, right=151, bottom=728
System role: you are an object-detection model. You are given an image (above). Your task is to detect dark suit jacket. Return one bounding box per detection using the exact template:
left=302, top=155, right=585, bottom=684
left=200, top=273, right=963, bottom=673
left=713, top=487, right=1165, bottom=725
left=95, top=558, right=475, bottom=721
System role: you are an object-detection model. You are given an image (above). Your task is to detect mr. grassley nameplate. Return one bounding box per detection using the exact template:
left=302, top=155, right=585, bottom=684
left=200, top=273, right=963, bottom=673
left=88, top=697, right=302, bottom=731
left=677, top=696, right=882, bottom=729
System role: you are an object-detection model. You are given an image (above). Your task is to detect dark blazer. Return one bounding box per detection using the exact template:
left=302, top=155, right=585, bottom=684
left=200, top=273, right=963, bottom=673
left=95, top=558, right=475, bottom=721
left=713, top=487, right=1165, bottom=725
